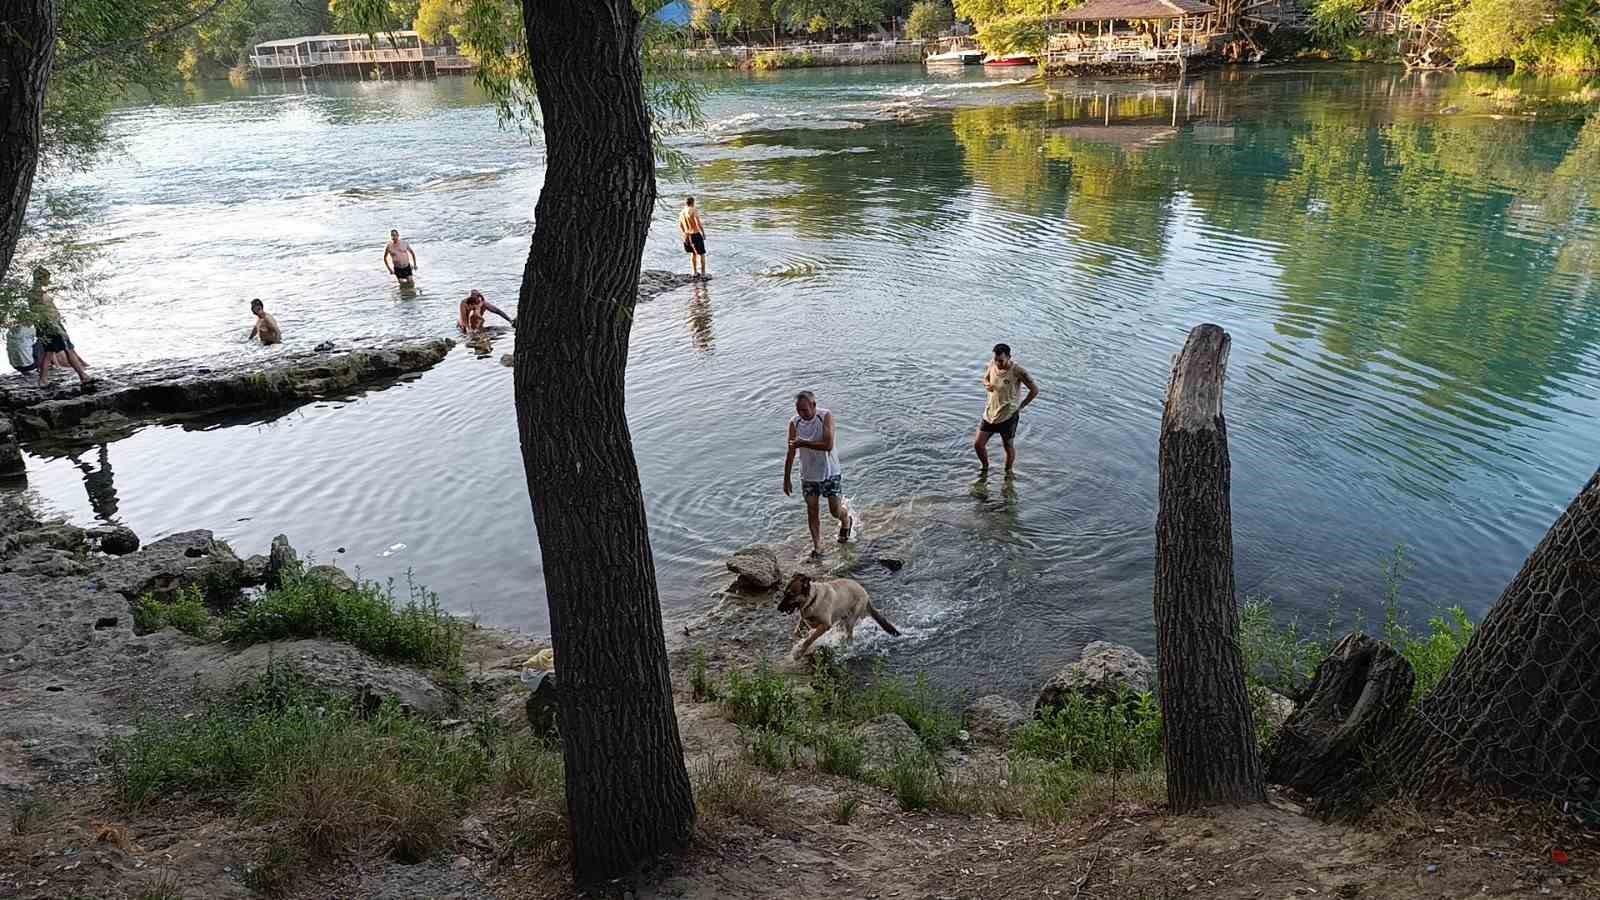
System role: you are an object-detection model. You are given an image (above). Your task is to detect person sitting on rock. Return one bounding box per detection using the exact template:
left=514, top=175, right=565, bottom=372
left=31, top=268, right=92, bottom=389
left=458, top=290, right=512, bottom=334
left=248, top=299, right=282, bottom=345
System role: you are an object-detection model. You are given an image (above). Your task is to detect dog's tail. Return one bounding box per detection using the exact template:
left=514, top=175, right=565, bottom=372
left=869, top=604, right=901, bottom=637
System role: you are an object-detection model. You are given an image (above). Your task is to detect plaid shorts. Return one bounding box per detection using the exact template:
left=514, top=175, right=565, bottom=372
left=802, top=476, right=842, bottom=499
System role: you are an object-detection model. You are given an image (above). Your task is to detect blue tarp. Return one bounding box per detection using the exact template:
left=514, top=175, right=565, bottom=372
left=656, top=0, right=692, bottom=24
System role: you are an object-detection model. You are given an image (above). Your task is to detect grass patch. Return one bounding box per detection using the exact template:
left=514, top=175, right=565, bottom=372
left=692, top=756, right=779, bottom=828
left=132, top=588, right=212, bottom=638
left=852, top=666, right=962, bottom=752
left=832, top=793, right=861, bottom=824
left=132, top=870, right=185, bottom=900
left=690, top=648, right=718, bottom=702
left=221, top=572, right=462, bottom=675
left=108, top=662, right=561, bottom=888
left=1011, top=691, right=1162, bottom=773
left=9, top=795, right=50, bottom=835
left=721, top=661, right=801, bottom=732
left=812, top=726, right=866, bottom=779
left=742, top=727, right=793, bottom=773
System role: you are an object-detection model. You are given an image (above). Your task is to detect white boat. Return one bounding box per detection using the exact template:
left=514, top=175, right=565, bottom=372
left=924, top=47, right=984, bottom=66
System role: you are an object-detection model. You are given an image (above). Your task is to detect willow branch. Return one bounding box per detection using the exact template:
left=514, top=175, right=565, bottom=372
left=56, top=0, right=230, bottom=71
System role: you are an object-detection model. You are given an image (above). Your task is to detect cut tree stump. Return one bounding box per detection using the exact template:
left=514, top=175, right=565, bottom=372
left=1154, top=323, right=1266, bottom=813
left=1265, top=632, right=1415, bottom=797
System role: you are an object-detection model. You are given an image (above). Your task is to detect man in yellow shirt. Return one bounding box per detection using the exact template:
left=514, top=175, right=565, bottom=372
left=678, top=196, right=706, bottom=279
left=974, top=342, right=1039, bottom=475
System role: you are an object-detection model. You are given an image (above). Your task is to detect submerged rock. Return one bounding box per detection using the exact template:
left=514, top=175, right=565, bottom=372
left=1035, top=641, right=1155, bottom=715
left=726, top=545, right=783, bottom=591
left=964, top=694, right=1028, bottom=743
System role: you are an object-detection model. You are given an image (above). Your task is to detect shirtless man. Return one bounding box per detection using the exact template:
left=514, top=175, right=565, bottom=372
left=783, top=390, right=854, bottom=556
left=248, top=299, right=281, bottom=345
left=678, top=196, right=706, bottom=279
left=975, top=342, right=1039, bottom=475
left=383, top=229, right=418, bottom=285
left=458, top=290, right=512, bottom=333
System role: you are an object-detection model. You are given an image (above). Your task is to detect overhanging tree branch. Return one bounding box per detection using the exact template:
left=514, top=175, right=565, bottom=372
left=55, top=0, right=229, bottom=71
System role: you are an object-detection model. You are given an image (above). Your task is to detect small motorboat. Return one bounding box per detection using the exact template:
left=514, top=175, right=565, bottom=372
left=924, top=47, right=984, bottom=67
left=983, top=53, right=1037, bottom=67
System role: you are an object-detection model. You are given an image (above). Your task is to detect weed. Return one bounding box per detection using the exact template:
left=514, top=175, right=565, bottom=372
left=692, top=756, right=778, bottom=827
left=9, top=794, right=49, bottom=835
left=721, top=661, right=799, bottom=732
left=132, top=588, right=212, bottom=638
left=743, top=727, right=792, bottom=772
left=883, top=749, right=938, bottom=811
left=1011, top=691, right=1163, bottom=773
left=132, top=869, right=185, bottom=900
left=812, top=727, right=866, bottom=779
left=242, top=839, right=304, bottom=895
left=690, top=649, right=718, bottom=702
left=221, top=572, right=462, bottom=673
left=854, top=667, right=962, bottom=751
left=1239, top=595, right=1342, bottom=697
left=832, top=793, right=861, bottom=825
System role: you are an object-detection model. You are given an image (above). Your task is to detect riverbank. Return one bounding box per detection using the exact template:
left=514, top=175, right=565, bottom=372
left=1, top=492, right=1594, bottom=899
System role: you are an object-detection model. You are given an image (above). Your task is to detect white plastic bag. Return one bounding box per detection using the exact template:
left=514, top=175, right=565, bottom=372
left=6, top=326, right=36, bottom=372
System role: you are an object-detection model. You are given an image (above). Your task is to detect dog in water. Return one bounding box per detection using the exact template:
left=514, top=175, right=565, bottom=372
left=778, top=572, right=900, bottom=659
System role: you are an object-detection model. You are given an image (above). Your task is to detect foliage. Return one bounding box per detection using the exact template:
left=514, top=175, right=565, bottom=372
left=953, top=0, right=1075, bottom=54
left=690, top=649, right=719, bottom=702
left=108, top=663, right=561, bottom=889
left=721, top=661, right=801, bottom=731
left=1238, top=595, right=1345, bottom=697
left=691, top=0, right=898, bottom=34
left=905, top=0, right=954, bottom=38
left=133, top=588, right=213, bottom=638
left=749, top=48, right=821, bottom=67
left=852, top=666, right=962, bottom=751
left=1308, top=0, right=1372, bottom=45
left=831, top=793, right=861, bottom=824
left=1010, top=691, right=1163, bottom=772
left=220, top=572, right=463, bottom=673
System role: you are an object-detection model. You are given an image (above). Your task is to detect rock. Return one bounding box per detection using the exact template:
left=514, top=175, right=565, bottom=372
left=94, top=530, right=248, bottom=608
left=169, top=638, right=453, bottom=719
left=240, top=554, right=268, bottom=585
left=16, top=524, right=87, bottom=552
left=313, top=340, right=335, bottom=352
left=964, top=694, right=1029, bottom=743
left=524, top=671, right=560, bottom=737
left=1266, top=633, right=1415, bottom=803
left=85, top=525, right=140, bottom=556
left=500, top=354, right=513, bottom=367
left=1035, top=641, right=1155, bottom=715
left=305, top=563, right=357, bottom=593
left=726, top=545, right=783, bottom=591
left=877, top=557, right=905, bottom=573
left=637, top=269, right=699, bottom=303
left=266, top=534, right=299, bottom=588
left=0, top=417, right=21, bottom=475
left=852, top=713, right=923, bottom=763
left=1255, top=687, right=1296, bottom=733
left=1440, top=105, right=1460, bottom=115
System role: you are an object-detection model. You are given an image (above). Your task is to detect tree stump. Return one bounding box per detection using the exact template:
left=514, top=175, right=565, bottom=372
left=1265, top=632, right=1415, bottom=798
left=1154, top=323, right=1266, bottom=813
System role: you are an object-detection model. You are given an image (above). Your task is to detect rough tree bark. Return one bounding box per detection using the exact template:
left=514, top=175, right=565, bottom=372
left=1153, top=323, right=1266, bottom=813
left=0, top=0, right=58, bottom=285
left=513, top=0, right=695, bottom=885
left=1375, top=468, right=1600, bottom=809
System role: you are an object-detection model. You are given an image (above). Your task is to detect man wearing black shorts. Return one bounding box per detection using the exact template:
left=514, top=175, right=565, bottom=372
left=678, top=197, right=707, bottom=279
left=975, top=342, right=1039, bottom=475
left=384, top=229, right=418, bottom=285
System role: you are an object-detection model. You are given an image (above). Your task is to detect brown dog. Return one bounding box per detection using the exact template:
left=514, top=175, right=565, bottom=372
left=778, top=572, right=900, bottom=659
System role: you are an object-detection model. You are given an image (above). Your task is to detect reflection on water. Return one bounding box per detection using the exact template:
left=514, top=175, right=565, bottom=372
left=13, top=64, right=1600, bottom=698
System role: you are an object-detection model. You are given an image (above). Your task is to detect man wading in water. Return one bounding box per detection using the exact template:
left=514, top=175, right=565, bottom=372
left=784, top=390, right=855, bottom=557
left=678, top=196, right=707, bottom=279
left=383, top=229, right=418, bottom=285
left=975, top=342, right=1039, bottom=476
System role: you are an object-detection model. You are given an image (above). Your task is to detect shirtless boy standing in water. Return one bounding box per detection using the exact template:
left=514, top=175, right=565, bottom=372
left=249, top=299, right=281, bottom=345
left=678, top=197, right=706, bottom=279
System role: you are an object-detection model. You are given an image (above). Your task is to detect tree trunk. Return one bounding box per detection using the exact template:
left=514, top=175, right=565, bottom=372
left=1264, top=632, right=1414, bottom=798
left=1385, top=468, right=1600, bottom=808
left=0, top=0, right=58, bottom=285
left=1153, top=323, right=1266, bottom=813
left=515, top=0, right=695, bottom=886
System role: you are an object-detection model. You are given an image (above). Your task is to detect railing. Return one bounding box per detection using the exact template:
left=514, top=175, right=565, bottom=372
left=1045, top=40, right=1213, bottom=66
left=250, top=46, right=440, bottom=68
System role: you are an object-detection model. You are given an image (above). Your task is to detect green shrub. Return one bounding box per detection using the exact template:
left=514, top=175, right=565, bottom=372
left=832, top=793, right=861, bottom=824
left=133, top=588, right=212, bottom=638
left=883, top=749, right=937, bottom=811
left=1239, top=595, right=1342, bottom=697
left=854, top=668, right=962, bottom=752
left=721, top=662, right=799, bottom=732
left=221, top=573, right=462, bottom=674
left=812, top=727, right=866, bottom=779
left=690, top=649, right=718, bottom=702
left=742, top=727, right=792, bottom=772
left=906, top=0, right=955, bottom=40
left=1309, top=0, right=1369, bottom=45
left=1011, top=691, right=1163, bottom=773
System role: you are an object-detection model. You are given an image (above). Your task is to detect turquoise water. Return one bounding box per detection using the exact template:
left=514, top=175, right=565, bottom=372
left=12, top=63, right=1600, bottom=696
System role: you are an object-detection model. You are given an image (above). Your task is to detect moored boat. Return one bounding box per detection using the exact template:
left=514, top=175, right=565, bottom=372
left=925, top=48, right=984, bottom=66
left=983, top=53, right=1037, bottom=66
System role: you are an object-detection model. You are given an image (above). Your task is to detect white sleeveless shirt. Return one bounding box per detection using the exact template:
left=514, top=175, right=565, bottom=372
left=792, top=409, right=842, bottom=482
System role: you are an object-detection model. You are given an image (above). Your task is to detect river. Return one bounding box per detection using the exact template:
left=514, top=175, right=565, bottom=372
left=11, top=63, right=1600, bottom=698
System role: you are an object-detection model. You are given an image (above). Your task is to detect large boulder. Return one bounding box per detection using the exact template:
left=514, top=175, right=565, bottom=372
left=726, top=545, right=783, bottom=591
left=1035, top=641, right=1155, bottom=715
left=852, top=713, right=923, bottom=763
left=94, top=530, right=249, bottom=608
left=16, top=524, right=86, bottom=553
left=168, top=638, right=453, bottom=719
left=305, top=563, right=357, bottom=593
left=86, top=525, right=140, bottom=556
left=964, top=695, right=1029, bottom=743
left=266, top=534, right=300, bottom=588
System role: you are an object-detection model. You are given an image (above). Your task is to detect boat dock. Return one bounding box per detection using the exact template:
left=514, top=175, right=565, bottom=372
left=249, top=31, right=475, bottom=79
left=1042, top=0, right=1222, bottom=76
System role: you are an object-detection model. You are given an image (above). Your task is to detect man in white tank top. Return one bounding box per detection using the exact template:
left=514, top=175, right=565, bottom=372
left=783, top=390, right=854, bottom=556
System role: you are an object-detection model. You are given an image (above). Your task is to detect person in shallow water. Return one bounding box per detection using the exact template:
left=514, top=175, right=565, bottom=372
left=975, top=342, right=1039, bottom=475
left=248, top=299, right=281, bottom=345
left=784, top=390, right=855, bottom=556
left=458, top=290, right=512, bottom=333
left=383, top=229, right=418, bottom=285
left=678, top=196, right=707, bottom=279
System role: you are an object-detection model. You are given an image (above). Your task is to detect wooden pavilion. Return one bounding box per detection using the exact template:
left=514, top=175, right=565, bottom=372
left=1043, top=0, right=1220, bottom=75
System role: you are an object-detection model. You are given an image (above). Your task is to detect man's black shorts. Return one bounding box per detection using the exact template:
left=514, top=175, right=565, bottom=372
left=979, top=414, right=1018, bottom=440
left=393, top=264, right=413, bottom=280
left=688, top=233, right=706, bottom=255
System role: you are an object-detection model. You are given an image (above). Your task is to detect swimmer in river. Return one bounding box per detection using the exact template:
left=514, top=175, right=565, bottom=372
left=384, top=229, right=418, bottom=285
left=458, top=289, right=512, bottom=334
left=248, top=299, right=281, bottom=345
